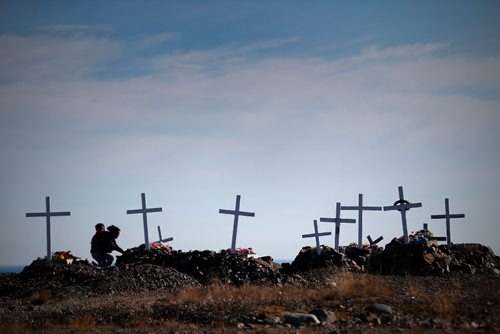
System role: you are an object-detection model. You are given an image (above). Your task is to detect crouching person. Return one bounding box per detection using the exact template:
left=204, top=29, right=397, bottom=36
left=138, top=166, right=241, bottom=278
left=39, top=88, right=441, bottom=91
left=90, top=224, right=124, bottom=267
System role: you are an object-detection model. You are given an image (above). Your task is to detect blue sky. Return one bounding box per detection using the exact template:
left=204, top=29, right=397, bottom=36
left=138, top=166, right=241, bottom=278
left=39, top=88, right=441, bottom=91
left=1, top=1, right=499, bottom=265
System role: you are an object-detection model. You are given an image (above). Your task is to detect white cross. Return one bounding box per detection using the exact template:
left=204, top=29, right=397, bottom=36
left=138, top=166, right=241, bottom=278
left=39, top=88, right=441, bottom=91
left=219, top=195, right=255, bottom=252
left=431, top=198, right=465, bottom=248
left=157, top=225, right=173, bottom=243
left=26, top=196, right=71, bottom=265
left=302, top=220, right=332, bottom=255
left=320, top=202, right=356, bottom=251
left=341, top=194, right=382, bottom=250
left=126, top=193, right=162, bottom=251
left=383, top=186, right=422, bottom=244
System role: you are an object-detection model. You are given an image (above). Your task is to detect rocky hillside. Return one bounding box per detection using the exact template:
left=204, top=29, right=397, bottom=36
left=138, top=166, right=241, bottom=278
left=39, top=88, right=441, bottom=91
left=0, top=242, right=498, bottom=333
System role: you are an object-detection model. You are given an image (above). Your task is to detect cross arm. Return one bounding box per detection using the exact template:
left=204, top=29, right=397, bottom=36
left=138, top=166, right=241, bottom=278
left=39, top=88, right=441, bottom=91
left=26, top=211, right=71, bottom=217
left=341, top=206, right=382, bottom=211
left=302, top=232, right=332, bottom=238
left=127, top=208, right=162, bottom=214
left=160, top=237, right=174, bottom=243
left=26, top=212, right=47, bottom=217
left=384, top=203, right=422, bottom=211
left=431, top=214, right=465, bottom=219
left=219, top=209, right=255, bottom=217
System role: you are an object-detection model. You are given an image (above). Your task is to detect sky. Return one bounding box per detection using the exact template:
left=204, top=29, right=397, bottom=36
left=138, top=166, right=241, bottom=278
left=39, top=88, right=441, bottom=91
left=1, top=1, right=499, bottom=266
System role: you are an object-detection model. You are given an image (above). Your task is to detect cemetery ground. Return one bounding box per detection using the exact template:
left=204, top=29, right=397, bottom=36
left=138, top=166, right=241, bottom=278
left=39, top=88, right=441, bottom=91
left=1, top=243, right=499, bottom=333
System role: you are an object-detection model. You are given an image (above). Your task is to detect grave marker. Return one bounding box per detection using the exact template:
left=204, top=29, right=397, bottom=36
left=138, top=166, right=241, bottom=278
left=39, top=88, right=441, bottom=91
left=157, top=225, right=173, bottom=243
left=219, top=195, right=255, bottom=252
left=431, top=198, right=465, bottom=248
left=302, top=220, right=332, bottom=255
left=126, top=193, right=162, bottom=251
left=320, top=202, right=356, bottom=251
left=383, top=186, right=422, bottom=244
left=367, top=235, right=384, bottom=247
left=26, top=196, right=71, bottom=265
left=422, top=223, right=447, bottom=242
left=341, top=194, right=382, bottom=249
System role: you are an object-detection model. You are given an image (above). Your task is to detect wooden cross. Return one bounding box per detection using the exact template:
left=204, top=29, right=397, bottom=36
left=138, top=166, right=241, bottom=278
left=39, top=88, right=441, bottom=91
left=341, top=194, right=382, bottom=250
left=320, top=202, right=356, bottom=251
left=219, top=195, right=255, bottom=252
left=422, top=223, right=447, bottom=242
left=430, top=198, right=465, bottom=248
left=126, top=193, right=162, bottom=251
left=157, top=225, right=173, bottom=243
left=26, top=196, right=71, bottom=265
left=367, top=235, right=384, bottom=247
left=302, top=220, right=332, bottom=255
left=383, top=186, right=422, bottom=244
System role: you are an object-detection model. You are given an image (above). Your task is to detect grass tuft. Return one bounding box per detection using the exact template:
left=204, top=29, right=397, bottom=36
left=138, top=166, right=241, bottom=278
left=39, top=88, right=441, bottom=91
left=31, top=290, right=50, bottom=305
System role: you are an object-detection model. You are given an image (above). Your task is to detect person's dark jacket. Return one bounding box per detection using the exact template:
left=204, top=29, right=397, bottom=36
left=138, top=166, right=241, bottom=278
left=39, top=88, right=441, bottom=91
left=90, top=231, right=124, bottom=254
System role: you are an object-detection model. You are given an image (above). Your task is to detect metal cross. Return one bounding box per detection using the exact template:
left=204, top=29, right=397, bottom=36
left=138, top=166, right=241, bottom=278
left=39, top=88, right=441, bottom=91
left=302, top=220, right=332, bottom=255
left=341, top=193, right=382, bottom=250
left=320, top=202, right=356, bottom=251
left=430, top=198, right=465, bottom=248
left=219, top=195, right=255, bottom=252
left=126, top=193, right=162, bottom=251
left=157, top=225, right=173, bottom=243
left=383, top=186, right=422, bottom=244
left=26, top=196, right=71, bottom=265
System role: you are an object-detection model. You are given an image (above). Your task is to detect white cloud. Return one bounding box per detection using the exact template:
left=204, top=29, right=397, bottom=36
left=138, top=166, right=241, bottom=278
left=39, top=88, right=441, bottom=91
left=0, top=34, right=121, bottom=82
left=360, top=43, right=447, bottom=60
left=37, top=24, right=113, bottom=34
left=1, top=35, right=499, bottom=262
left=141, top=32, right=177, bottom=47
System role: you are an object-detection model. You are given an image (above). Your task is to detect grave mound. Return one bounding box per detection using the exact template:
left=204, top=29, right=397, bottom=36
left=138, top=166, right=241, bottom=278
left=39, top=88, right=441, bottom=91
left=5, top=242, right=497, bottom=302
left=2, top=260, right=199, bottom=300
left=115, top=247, right=282, bottom=285
left=374, top=240, right=500, bottom=275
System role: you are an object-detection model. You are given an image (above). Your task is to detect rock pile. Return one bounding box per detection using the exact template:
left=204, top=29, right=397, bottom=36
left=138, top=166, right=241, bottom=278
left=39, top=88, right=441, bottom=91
left=447, top=243, right=500, bottom=274
left=1, top=261, right=199, bottom=300
left=282, top=245, right=361, bottom=273
left=2, top=242, right=498, bottom=303
left=115, top=247, right=282, bottom=285
left=369, top=240, right=500, bottom=275
left=375, top=239, right=451, bottom=275
left=283, top=242, right=499, bottom=277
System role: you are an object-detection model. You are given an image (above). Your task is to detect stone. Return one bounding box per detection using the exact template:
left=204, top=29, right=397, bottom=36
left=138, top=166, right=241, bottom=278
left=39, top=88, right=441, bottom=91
left=423, top=253, right=435, bottom=265
left=368, top=303, right=393, bottom=314
left=290, top=245, right=344, bottom=272
left=283, top=312, right=320, bottom=327
left=310, top=307, right=336, bottom=323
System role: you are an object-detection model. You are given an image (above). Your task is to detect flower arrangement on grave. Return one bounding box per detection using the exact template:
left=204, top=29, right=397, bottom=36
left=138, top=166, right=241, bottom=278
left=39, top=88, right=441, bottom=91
left=348, top=242, right=370, bottom=250
left=150, top=242, right=172, bottom=251
left=226, top=247, right=256, bottom=257
left=51, top=250, right=81, bottom=264
left=397, top=229, right=435, bottom=244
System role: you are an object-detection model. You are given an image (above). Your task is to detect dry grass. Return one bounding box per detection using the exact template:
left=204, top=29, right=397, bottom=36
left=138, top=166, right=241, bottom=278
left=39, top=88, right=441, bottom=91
left=30, top=290, right=50, bottom=305
left=323, top=272, right=392, bottom=300
left=3, top=273, right=497, bottom=333
left=171, top=272, right=394, bottom=313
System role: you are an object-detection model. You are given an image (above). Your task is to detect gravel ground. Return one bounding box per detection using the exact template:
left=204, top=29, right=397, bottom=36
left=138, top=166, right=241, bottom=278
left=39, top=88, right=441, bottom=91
left=1, top=267, right=499, bottom=333
left=1, top=244, right=499, bottom=333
